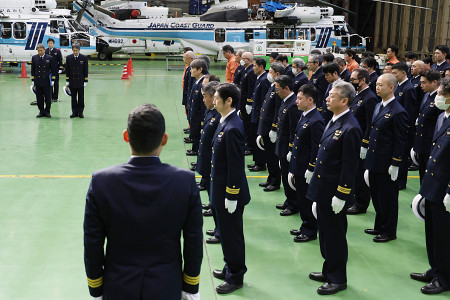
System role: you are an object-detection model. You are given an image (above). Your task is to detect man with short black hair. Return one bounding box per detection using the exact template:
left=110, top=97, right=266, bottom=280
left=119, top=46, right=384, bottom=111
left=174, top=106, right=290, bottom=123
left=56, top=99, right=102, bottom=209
left=322, top=63, right=341, bottom=123
left=65, top=43, right=88, bottom=118
left=423, top=57, right=433, bottom=70
left=46, top=38, right=62, bottom=102
left=323, top=53, right=335, bottom=65
left=291, top=58, right=308, bottom=94
left=276, top=54, right=294, bottom=78
left=431, top=45, right=450, bottom=76
left=84, top=104, right=203, bottom=300
left=334, top=57, right=351, bottom=82
left=386, top=45, right=400, bottom=64
left=308, top=55, right=329, bottom=110
left=223, top=45, right=238, bottom=83
left=269, top=52, right=279, bottom=64
left=361, top=57, right=379, bottom=94
left=233, top=50, right=245, bottom=87
left=405, top=51, right=418, bottom=78
left=344, top=48, right=359, bottom=73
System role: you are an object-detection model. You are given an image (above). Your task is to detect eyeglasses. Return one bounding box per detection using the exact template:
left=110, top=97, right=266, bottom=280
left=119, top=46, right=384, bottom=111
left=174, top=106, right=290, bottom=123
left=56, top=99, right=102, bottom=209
left=350, top=78, right=359, bottom=82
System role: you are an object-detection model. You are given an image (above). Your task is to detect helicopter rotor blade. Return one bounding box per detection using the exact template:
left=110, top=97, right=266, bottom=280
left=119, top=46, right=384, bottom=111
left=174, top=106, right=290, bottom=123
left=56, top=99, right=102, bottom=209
left=76, top=7, right=86, bottom=23
left=93, top=4, right=116, bottom=18
left=371, top=0, right=434, bottom=11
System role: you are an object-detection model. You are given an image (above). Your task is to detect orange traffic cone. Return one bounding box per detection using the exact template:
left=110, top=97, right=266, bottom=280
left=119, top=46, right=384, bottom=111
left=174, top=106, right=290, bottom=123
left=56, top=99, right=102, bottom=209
left=127, top=59, right=132, bottom=77
left=129, top=57, right=134, bottom=73
left=18, top=61, right=29, bottom=78
left=121, top=63, right=129, bottom=80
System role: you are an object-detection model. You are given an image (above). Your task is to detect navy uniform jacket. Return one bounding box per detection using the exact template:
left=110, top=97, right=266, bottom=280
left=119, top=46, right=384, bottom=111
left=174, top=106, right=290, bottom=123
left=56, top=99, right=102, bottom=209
left=292, top=72, right=308, bottom=95
left=431, top=61, right=450, bottom=77
left=340, top=69, right=351, bottom=82
left=241, top=64, right=257, bottom=111
left=210, top=111, right=251, bottom=207
left=309, top=66, right=329, bottom=109
left=182, top=66, right=192, bottom=105
left=395, top=80, right=418, bottom=130
left=369, top=72, right=379, bottom=94
left=413, top=92, right=440, bottom=156
left=306, top=111, right=362, bottom=202
left=84, top=157, right=203, bottom=299
left=288, top=108, right=325, bottom=177
left=410, top=75, right=424, bottom=106
left=364, top=99, right=409, bottom=173
left=350, top=87, right=379, bottom=148
left=65, top=54, right=88, bottom=88
left=196, top=109, right=221, bottom=176
left=189, top=76, right=206, bottom=138
left=320, top=83, right=334, bottom=123
left=257, top=84, right=280, bottom=136
left=275, top=93, right=301, bottom=157
left=233, top=64, right=244, bottom=88
left=45, top=47, right=63, bottom=74
left=284, top=65, right=294, bottom=78
left=250, top=72, right=271, bottom=124
left=31, top=54, right=56, bottom=87
left=420, top=113, right=450, bottom=201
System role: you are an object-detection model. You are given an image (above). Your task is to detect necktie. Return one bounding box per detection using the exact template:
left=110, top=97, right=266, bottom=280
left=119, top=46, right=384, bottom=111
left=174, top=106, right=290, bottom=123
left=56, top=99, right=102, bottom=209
left=372, top=103, right=382, bottom=120
left=324, top=120, right=334, bottom=132
left=421, top=93, right=429, bottom=108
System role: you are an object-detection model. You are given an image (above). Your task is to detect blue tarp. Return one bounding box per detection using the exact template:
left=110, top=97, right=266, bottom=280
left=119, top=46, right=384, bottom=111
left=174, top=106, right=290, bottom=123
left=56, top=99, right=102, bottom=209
left=262, top=1, right=291, bottom=12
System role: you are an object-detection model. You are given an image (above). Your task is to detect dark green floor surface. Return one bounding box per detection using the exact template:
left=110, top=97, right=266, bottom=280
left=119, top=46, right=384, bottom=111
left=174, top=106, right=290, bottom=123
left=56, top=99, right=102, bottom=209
left=0, top=57, right=447, bottom=299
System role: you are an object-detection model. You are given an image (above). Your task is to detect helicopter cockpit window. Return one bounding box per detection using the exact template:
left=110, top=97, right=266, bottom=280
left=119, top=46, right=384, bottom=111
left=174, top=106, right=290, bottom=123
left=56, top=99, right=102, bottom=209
left=50, top=21, right=59, bottom=34
left=71, top=33, right=90, bottom=47
left=60, top=34, right=70, bottom=47
left=244, top=29, right=253, bottom=42
left=1, top=22, right=12, bottom=39
left=68, top=20, right=88, bottom=32
left=297, top=29, right=306, bottom=40
left=310, top=28, right=316, bottom=41
left=215, top=28, right=226, bottom=43
left=13, top=22, right=26, bottom=39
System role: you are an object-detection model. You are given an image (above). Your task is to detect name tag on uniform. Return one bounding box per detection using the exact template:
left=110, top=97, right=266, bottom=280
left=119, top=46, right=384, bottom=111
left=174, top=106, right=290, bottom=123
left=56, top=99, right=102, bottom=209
left=45, top=60, right=50, bottom=63
left=358, top=100, right=363, bottom=105
left=211, top=118, right=215, bottom=122
left=270, top=92, right=275, bottom=96
left=283, top=109, right=287, bottom=114
left=295, top=81, right=299, bottom=84
left=414, top=84, right=419, bottom=88
left=399, top=92, right=403, bottom=96
left=430, top=102, right=435, bottom=107
left=217, top=131, right=224, bottom=141
left=333, top=130, right=342, bottom=140
left=384, top=113, right=391, bottom=119
left=303, top=123, right=308, bottom=128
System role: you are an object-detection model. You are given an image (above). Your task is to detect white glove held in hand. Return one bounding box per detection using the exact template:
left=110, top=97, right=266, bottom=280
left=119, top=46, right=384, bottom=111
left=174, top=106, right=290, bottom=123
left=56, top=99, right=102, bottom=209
left=331, top=196, right=345, bottom=214
left=84, top=82, right=87, bottom=87
left=444, top=194, right=450, bottom=213
left=364, top=170, right=370, bottom=187
left=182, top=291, right=200, bottom=300
left=288, top=172, right=296, bottom=191
left=410, top=148, right=419, bottom=166
left=93, top=296, right=103, bottom=300
left=245, top=104, right=252, bottom=115
left=256, top=135, right=265, bottom=151
left=225, top=198, right=237, bottom=214
left=286, top=151, right=292, bottom=162
left=269, top=130, right=277, bottom=143
left=304, top=170, right=313, bottom=184
left=66, top=82, right=69, bottom=86
left=58, top=70, right=62, bottom=74
left=360, top=147, right=367, bottom=160
left=388, top=165, right=399, bottom=181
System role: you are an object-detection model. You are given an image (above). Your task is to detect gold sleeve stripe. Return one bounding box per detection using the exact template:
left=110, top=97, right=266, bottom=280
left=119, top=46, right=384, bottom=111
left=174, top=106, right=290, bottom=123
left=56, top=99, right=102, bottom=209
left=272, top=123, right=277, bottom=128
left=337, top=186, right=351, bottom=194
left=66, top=77, right=69, bottom=80
left=309, top=163, right=315, bottom=167
left=392, top=157, right=402, bottom=162
left=85, top=77, right=89, bottom=80
left=201, top=122, right=204, bottom=126
left=226, top=187, right=240, bottom=194
left=362, top=139, right=369, bottom=144
left=247, top=98, right=254, bottom=102
left=31, top=76, right=35, bottom=79
left=183, top=273, right=200, bottom=285
left=87, top=276, right=103, bottom=288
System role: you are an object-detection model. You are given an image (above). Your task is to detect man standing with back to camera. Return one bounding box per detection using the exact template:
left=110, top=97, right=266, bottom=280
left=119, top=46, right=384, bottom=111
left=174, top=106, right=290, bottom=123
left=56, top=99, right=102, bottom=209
left=84, top=104, right=203, bottom=300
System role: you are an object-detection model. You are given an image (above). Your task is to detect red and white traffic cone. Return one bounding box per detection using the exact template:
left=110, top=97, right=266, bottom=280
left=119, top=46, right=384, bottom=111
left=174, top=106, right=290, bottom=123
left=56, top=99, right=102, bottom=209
left=121, top=63, right=129, bottom=80
left=18, top=61, right=29, bottom=78
left=129, top=57, right=134, bottom=73
left=127, top=59, right=132, bottom=77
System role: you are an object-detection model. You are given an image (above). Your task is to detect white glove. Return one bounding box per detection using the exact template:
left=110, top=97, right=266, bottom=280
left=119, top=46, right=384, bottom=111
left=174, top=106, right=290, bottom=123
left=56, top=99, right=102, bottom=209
left=269, top=130, right=277, bottom=143
left=182, top=291, right=200, bottom=300
left=388, top=165, right=399, bottom=181
left=224, top=198, right=237, bottom=214
left=84, top=82, right=87, bottom=87
left=410, top=148, right=419, bottom=166
left=364, top=170, right=370, bottom=187
left=331, top=196, right=345, bottom=214
left=58, top=70, right=62, bottom=74
left=304, top=170, right=313, bottom=184
left=312, top=202, right=317, bottom=219
left=93, top=296, right=103, bottom=300
left=415, top=118, right=418, bottom=126
left=288, top=172, right=296, bottom=191
left=66, top=82, right=69, bottom=86
left=286, top=151, right=292, bottom=162
left=256, top=135, right=265, bottom=151
left=50, top=81, right=54, bottom=86
left=245, top=104, right=252, bottom=115
left=444, top=194, right=450, bottom=213
left=237, top=110, right=241, bottom=118
left=360, top=147, right=367, bottom=160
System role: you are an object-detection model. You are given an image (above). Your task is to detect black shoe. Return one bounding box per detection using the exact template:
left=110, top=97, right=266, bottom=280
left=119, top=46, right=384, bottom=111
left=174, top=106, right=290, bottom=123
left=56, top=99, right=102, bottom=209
left=202, top=204, right=210, bottom=210
left=216, top=282, right=243, bottom=294
left=206, top=230, right=215, bottom=236
left=191, top=162, right=197, bottom=167
left=309, top=272, right=327, bottom=282
left=364, top=229, right=380, bottom=236
left=259, top=181, right=270, bottom=187
left=183, top=128, right=190, bottom=134
left=198, top=185, right=206, bottom=191
left=206, top=236, right=220, bottom=244
left=213, top=269, right=226, bottom=280
left=244, top=150, right=252, bottom=156
left=264, top=185, right=280, bottom=192
left=247, top=164, right=256, bottom=169
left=249, top=165, right=266, bottom=172
left=70, top=113, right=78, bottom=118
left=276, top=204, right=287, bottom=210
left=184, top=137, right=193, bottom=143
left=421, top=278, right=446, bottom=294
left=280, top=208, right=297, bottom=216
left=317, top=282, right=347, bottom=295
left=373, top=234, right=396, bottom=243
left=409, top=165, right=419, bottom=171
left=186, top=150, right=198, bottom=156
left=203, top=209, right=213, bottom=217
left=398, top=184, right=406, bottom=190
left=36, top=113, right=45, bottom=118
left=78, top=113, right=84, bottom=118
left=294, top=234, right=317, bottom=243
left=52, top=99, right=58, bottom=103
left=290, top=229, right=301, bottom=236
left=45, top=113, right=51, bottom=118
left=346, top=205, right=367, bottom=215
left=190, top=166, right=196, bottom=171
left=30, top=101, right=37, bottom=105
left=410, top=272, right=433, bottom=283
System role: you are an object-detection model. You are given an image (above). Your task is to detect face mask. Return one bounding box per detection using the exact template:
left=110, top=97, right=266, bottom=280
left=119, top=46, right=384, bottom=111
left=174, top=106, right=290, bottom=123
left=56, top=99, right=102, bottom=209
left=351, top=81, right=360, bottom=91
left=267, top=73, right=274, bottom=83
left=406, top=61, right=412, bottom=67
left=435, top=95, right=450, bottom=110
left=240, top=59, right=245, bottom=66
left=292, top=68, right=299, bottom=76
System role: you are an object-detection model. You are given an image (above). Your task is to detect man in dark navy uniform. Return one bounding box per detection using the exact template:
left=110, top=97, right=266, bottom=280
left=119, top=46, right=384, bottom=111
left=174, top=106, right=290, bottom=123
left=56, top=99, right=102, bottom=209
left=257, top=63, right=284, bottom=192
left=65, top=44, right=88, bottom=118
left=84, top=104, right=203, bottom=300
left=392, top=62, right=418, bottom=189
left=45, top=38, right=62, bottom=102
left=247, top=57, right=271, bottom=172
left=347, top=68, right=380, bottom=215
left=31, top=43, right=56, bottom=118
left=196, top=82, right=221, bottom=244
left=182, top=50, right=195, bottom=135
left=411, top=70, right=441, bottom=182
left=186, top=59, right=208, bottom=156
left=410, top=60, right=426, bottom=112
left=210, top=83, right=250, bottom=294
left=276, top=54, right=294, bottom=78
left=335, top=57, right=351, bottom=82
left=233, top=50, right=245, bottom=88
left=410, top=77, right=450, bottom=295
left=306, top=81, right=361, bottom=295
left=431, top=45, right=450, bottom=76
left=321, top=63, right=341, bottom=123
left=239, top=52, right=256, bottom=155
left=308, top=55, right=329, bottom=112
left=288, top=84, right=324, bottom=242
left=361, top=57, right=379, bottom=95
left=363, top=74, right=408, bottom=242
left=274, top=75, right=301, bottom=216
left=291, top=58, right=308, bottom=95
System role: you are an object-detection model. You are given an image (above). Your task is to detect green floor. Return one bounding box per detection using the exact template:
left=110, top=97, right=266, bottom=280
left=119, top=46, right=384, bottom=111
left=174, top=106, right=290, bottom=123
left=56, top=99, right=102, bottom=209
left=0, top=57, right=447, bottom=299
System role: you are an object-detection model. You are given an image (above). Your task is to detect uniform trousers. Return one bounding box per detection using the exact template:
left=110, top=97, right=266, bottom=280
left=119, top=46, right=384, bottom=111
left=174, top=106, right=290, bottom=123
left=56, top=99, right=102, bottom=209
left=249, top=123, right=265, bottom=167
left=353, top=159, right=371, bottom=210
left=295, top=176, right=317, bottom=237
left=71, top=87, right=85, bottom=114
left=417, top=153, right=428, bottom=183
left=262, top=136, right=281, bottom=186
left=204, top=176, right=220, bottom=239
left=280, top=152, right=298, bottom=212
left=51, top=75, right=59, bottom=100
left=36, top=85, right=52, bottom=114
